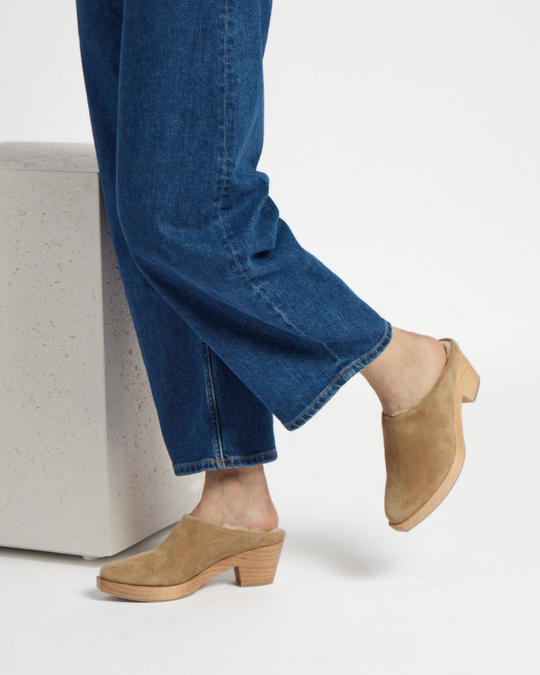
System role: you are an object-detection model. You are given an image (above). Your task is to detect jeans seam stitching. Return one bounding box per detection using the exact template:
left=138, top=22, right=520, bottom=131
left=173, top=448, right=277, bottom=470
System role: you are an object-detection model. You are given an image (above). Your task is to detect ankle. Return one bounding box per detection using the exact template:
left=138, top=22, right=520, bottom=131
left=190, top=465, right=279, bottom=532
left=362, top=327, right=447, bottom=416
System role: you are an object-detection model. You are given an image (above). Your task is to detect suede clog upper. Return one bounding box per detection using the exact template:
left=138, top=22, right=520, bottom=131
left=99, top=514, right=286, bottom=587
left=382, top=339, right=460, bottom=525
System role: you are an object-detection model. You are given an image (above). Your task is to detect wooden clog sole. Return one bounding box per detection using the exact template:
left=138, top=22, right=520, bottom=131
left=96, top=540, right=284, bottom=602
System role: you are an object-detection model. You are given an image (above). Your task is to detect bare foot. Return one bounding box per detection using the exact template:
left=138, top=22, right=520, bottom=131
left=190, top=465, right=279, bottom=532
left=361, top=327, right=448, bottom=416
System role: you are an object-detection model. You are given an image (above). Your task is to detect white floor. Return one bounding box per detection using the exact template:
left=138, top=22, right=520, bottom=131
left=2, top=359, right=539, bottom=675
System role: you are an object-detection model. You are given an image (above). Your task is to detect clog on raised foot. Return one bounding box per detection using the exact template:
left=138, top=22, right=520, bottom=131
left=382, top=338, right=480, bottom=532
left=97, top=514, right=286, bottom=601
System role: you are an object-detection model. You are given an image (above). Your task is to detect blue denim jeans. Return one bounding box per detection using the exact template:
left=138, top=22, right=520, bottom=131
left=75, top=0, right=392, bottom=476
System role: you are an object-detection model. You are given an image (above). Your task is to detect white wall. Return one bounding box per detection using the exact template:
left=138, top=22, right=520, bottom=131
left=0, top=0, right=91, bottom=142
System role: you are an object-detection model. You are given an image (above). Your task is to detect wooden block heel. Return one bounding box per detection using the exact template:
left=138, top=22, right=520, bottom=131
left=459, top=353, right=480, bottom=403
left=234, top=540, right=284, bottom=587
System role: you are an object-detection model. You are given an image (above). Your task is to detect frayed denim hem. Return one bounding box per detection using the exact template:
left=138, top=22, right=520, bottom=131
left=283, top=320, right=393, bottom=431
left=173, top=448, right=278, bottom=476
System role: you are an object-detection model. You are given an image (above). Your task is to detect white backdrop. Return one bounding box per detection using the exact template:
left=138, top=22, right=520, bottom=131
left=1, top=1, right=539, bottom=674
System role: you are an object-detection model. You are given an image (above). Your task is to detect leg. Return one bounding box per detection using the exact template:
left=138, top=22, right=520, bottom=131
left=76, top=0, right=277, bottom=479
left=191, top=464, right=279, bottom=531
left=80, top=0, right=392, bottom=432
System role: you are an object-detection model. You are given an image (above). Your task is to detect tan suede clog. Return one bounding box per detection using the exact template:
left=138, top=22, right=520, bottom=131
left=382, top=338, right=480, bottom=532
left=97, top=514, right=286, bottom=601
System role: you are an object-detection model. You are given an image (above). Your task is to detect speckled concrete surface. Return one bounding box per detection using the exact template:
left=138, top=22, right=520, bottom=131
left=0, top=141, right=99, bottom=173
left=0, top=143, right=203, bottom=559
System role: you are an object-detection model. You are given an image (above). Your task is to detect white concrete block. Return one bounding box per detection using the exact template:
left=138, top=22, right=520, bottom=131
left=0, top=142, right=203, bottom=559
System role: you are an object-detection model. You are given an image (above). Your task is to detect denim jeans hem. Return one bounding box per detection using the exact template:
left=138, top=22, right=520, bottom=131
left=283, top=320, right=393, bottom=431
left=173, top=448, right=278, bottom=476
